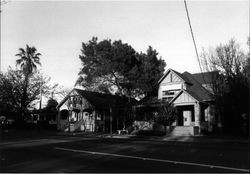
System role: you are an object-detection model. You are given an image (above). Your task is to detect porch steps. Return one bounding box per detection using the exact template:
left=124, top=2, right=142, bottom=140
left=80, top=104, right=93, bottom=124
left=63, top=120, right=85, bottom=132
left=170, top=126, right=199, bottom=136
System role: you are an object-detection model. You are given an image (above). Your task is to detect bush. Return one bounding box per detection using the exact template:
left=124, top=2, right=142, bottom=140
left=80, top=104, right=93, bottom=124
left=134, top=130, right=166, bottom=136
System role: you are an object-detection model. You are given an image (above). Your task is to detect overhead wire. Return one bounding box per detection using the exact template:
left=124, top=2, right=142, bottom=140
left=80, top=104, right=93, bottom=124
left=184, top=0, right=207, bottom=84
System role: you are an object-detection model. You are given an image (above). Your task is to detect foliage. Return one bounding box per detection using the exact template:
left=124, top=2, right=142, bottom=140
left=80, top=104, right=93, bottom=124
left=134, top=99, right=177, bottom=132
left=134, top=130, right=166, bottom=136
left=0, top=0, right=8, bottom=13
left=16, top=44, right=41, bottom=77
left=76, top=37, right=166, bottom=99
left=0, top=68, right=56, bottom=119
left=154, top=101, right=177, bottom=127
left=13, top=44, right=42, bottom=118
left=41, top=98, right=59, bottom=122
left=51, top=86, right=72, bottom=102
left=44, top=98, right=58, bottom=112
left=136, top=46, right=166, bottom=96
left=200, top=38, right=249, bottom=134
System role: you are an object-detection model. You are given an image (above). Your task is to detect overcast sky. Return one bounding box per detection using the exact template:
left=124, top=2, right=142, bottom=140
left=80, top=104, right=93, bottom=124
left=1, top=0, right=249, bottom=89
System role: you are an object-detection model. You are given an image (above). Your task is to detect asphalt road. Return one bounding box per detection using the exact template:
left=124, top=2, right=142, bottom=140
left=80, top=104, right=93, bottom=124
left=0, top=135, right=249, bottom=173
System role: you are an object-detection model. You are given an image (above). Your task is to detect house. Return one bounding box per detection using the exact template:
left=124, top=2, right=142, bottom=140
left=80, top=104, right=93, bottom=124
left=157, top=68, right=218, bottom=135
left=56, top=88, right=135, bottom=133
left=57, top=69, right=217, bottom=135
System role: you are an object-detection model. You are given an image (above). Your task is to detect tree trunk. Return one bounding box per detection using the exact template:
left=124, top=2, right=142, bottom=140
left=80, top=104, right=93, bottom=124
left=20, top=74, right=29, bottom=120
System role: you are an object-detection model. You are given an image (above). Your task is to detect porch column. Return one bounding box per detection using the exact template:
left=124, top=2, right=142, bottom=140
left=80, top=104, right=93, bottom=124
left=103, top=113, right=106, bottom=132
left=92, top=111, right=96, bottom=132
left=117, top=117, right=119, bottom=130
left=56, top=109, right=60, bottom=130
left=68, top=110, right=71, bottom=132
left=194, top=102, right=201, bottom=127
left=110, top=107, right=113, bottom=135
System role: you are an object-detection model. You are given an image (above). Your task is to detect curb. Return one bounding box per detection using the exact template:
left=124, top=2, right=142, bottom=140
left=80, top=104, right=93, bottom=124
left=56, top=133, right=249, bottom=144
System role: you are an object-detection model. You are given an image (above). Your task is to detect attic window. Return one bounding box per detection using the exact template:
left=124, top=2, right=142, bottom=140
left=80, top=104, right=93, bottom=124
left=170, top=73, right=173, bottom=82
left=163, top=90, right=178, bottom=96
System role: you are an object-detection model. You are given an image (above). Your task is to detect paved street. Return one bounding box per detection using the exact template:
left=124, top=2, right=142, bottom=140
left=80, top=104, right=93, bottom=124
left=0, top=133, right=249, bottom=173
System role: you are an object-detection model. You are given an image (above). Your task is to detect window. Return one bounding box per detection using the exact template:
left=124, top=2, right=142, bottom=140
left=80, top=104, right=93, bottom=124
left=162, top=97, right=173, bottom=102
left=163, top=91, right=175, bottom=95
left=162, top=90, right=179, bottom=96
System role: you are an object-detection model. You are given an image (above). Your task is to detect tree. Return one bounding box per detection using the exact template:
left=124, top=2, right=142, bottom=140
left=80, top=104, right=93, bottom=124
left=15, top=45, right=42, bottom=118
left=137, top=46, right=166, bottom=97
left=200, top=39, right=249, bottom=134
left=43, top=98, right=58, bottom=121
left=155, top=102, right=177, bottom=126
left=76, top=37, right=166, bottom=99
left=52, top=86, right=72, bottom=101
left=45, top=98, right=58, bottom=111
left=16, top=44, right=41, bottom=77
left=0, top=68, right=54, bottom=120
left=0, top=0, right=9, bottom=13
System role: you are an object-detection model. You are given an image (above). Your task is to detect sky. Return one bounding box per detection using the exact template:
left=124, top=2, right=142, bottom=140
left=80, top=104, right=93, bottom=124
left=1, top=0, right=249, bottom=90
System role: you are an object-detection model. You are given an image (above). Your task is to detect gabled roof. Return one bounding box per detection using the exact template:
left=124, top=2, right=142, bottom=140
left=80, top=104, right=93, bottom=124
left=57, top=88, right=137, bottom=109
left=56, top=89, right=74, bottom=109
left=180, top=72, right=214, bottom=102
left=158, top=68, right=216, bottom=102
left=169, top=89, right=199, bottom=103
left=171, top=69, right=192, bottom=84
left=158, top=68, right=192, bottom=84
left=191, top=71, right=219, bottom=84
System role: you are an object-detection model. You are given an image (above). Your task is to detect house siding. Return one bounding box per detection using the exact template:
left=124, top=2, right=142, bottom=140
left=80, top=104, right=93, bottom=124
left=57, top=90, right=99, bottom=132
left=161, top=71, right=183, bottom=84
left=156, top=69, right=216, bottom=134
left=172, top=91, right=196, bottom=104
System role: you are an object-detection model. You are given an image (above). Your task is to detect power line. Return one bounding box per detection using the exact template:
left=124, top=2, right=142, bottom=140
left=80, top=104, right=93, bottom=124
left=184, top=0, right=208, bottom=86
left=183, top=0, right=203, bottom=74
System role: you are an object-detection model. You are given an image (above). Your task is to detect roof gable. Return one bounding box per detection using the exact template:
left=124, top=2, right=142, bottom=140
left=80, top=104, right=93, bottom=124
left=56, top=89, right=74, bottom=109
left=57, top=88, right=137, bottom=110
left=158, top=69, right=191, bottom=84
left=170, top=90, right=198, bottom=104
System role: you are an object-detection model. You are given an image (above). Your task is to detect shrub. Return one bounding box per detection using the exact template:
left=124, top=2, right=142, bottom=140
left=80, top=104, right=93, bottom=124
left=135, top=130, right=166, bottom=136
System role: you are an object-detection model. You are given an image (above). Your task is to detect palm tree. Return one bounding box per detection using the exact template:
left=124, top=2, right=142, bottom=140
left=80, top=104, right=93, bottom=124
left=16, top=44, right=41, bottom=76
left=15, top=44, right=42, bottom=119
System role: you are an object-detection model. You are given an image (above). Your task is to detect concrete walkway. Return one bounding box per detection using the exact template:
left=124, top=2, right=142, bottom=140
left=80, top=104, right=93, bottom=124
left=57, top=131, right=249, bottom=144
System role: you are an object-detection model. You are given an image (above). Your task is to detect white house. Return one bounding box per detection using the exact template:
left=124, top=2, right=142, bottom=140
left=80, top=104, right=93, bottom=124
left=157, top=68, right=218, bottom=135
left=57, top=69, right=218, bottom=136
left=56, top=88, right=135, bottom=133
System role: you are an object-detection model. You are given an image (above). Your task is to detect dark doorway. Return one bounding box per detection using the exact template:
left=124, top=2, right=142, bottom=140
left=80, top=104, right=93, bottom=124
left=176, top=105, right=194, bottom=126
left=60, top=109, right=69, bottom=120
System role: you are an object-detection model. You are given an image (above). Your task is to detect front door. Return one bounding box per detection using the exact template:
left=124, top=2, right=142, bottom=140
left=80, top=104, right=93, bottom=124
left=183, top=111, right=191, bottom=126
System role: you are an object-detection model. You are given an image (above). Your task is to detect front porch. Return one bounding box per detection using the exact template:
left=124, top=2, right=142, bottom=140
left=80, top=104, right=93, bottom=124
left=171, top=101, right=213, bottom=135
left=167, top=126, right=200, bottom=136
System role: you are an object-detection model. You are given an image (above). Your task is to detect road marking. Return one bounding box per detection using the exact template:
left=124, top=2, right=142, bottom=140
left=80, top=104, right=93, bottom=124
left=55, top=147, right=249, bottom=172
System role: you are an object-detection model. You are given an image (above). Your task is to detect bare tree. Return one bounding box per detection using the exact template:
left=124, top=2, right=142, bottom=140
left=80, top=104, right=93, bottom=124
left=0, top=0, right=9, bottom=13
left=200, top=38, right=249, bottom=134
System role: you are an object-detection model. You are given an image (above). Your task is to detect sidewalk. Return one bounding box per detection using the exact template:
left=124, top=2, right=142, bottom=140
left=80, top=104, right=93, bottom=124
left=57, top=131, right=250, bottom=144
left=1, top=129, right=249, bottom=144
